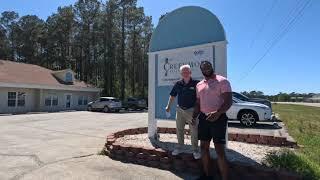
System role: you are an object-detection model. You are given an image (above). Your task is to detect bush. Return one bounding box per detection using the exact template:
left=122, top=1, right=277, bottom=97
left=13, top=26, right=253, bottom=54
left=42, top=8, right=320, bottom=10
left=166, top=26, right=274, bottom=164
left=262, top=149, right=320, bottom=180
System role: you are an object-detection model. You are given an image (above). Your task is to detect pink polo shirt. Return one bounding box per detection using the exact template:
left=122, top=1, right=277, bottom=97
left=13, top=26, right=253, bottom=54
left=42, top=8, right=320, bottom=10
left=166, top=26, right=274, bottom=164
left=196, top=75, right=232, bottom=113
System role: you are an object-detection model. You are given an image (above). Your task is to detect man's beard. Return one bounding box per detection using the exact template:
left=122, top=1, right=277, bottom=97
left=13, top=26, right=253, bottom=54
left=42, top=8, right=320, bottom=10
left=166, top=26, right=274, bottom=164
left=202, top=70, right=214, bottom=78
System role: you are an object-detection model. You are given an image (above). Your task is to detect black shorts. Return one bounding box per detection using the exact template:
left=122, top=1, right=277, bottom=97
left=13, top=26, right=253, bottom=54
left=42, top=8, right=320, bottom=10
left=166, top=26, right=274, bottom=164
left=198, top=112, right=228, bottom=144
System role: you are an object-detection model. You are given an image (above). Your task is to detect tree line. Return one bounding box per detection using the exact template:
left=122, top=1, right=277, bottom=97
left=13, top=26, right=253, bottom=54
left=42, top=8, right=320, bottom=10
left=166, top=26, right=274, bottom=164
left=241, top=91, right=316, bottom=102
left=0, top=0, right=153, bottom=100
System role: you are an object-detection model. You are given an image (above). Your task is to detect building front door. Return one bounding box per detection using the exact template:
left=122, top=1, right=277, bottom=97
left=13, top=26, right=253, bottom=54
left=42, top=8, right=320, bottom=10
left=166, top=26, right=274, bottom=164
left=65, top=94, right=72, bottom=108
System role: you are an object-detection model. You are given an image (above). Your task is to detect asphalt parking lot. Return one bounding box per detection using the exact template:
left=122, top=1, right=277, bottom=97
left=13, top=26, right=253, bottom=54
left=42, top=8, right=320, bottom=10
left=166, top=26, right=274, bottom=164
left=0, top=111, right=286, bottom=180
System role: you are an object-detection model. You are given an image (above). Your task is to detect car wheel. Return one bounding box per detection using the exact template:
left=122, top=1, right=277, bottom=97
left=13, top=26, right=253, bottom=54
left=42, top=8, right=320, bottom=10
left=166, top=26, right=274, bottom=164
left=239, top=111, right=258, bottom=127
left=103, top=106, right=110, bottom=113
left=87, top=106, right=92, bottom=111
left=115, top=109, right=120, bottom=113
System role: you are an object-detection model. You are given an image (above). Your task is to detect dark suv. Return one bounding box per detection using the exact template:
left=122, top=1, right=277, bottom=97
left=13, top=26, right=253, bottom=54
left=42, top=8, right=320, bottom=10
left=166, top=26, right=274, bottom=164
left=123, top=97, right=147, bottom=111
left=232, top=92, right=272, bottom=109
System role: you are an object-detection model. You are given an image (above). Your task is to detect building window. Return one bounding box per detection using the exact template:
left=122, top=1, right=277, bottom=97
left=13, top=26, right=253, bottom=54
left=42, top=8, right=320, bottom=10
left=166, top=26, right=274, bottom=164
left=8, top=92, right=16, bottom=107
left=45, top=95, right=58, bottom=106
left=65, top=72, right=73, bottom=82
left=78, top=96, right=83, bottom=105
left=78, top=96, right=88, bottom=105
left=83, top=96, right=88, bottom=105
left=52, top=96, right=58, bottom=106
left=45, top=96, right=51, bottom=106
left=17, top=92, right=26, bottom=106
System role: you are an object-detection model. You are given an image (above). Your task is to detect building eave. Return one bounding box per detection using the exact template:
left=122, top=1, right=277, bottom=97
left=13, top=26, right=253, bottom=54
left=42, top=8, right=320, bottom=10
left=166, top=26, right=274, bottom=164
left=0, top=82, right=101, bottom=92
left=147, top=41, right=227, bottom=55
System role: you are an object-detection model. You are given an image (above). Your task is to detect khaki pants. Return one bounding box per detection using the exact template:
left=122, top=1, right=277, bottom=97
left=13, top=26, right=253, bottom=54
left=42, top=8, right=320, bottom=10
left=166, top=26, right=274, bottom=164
left=176, top=107, right=199, bottom=151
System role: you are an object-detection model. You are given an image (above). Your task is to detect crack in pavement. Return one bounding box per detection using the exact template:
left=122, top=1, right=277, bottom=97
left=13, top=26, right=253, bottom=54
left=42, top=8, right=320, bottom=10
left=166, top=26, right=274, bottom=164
left=9, top=154, right=95, bottom=180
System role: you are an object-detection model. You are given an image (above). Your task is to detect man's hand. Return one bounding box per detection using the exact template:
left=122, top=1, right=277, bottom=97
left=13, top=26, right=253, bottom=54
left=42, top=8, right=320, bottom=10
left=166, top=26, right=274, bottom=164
left=206, top=111, right=222, bottom=122
left=190, top=117, right=197, bottom=126
left=165, top=106, right=170, bottom=112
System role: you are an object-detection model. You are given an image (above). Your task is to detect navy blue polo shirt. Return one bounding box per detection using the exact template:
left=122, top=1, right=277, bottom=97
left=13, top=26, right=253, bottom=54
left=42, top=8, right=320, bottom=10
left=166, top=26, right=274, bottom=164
left=170, top=78, right=199, bottom=109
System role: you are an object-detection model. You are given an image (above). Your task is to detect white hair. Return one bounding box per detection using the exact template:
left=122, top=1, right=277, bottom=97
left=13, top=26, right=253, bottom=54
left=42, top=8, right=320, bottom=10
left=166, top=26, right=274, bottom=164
left=179, top=64, right=191, bottom=72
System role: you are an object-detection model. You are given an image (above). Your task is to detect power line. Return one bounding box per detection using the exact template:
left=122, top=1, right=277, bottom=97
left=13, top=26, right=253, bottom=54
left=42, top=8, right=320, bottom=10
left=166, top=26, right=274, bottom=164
left=248, top=0, right=278, bottom=49
left=241, top=0, right=278, bottom=66
left=263, top=0, right=305, bottom=49
left=238, top=0, right=312, bottom=82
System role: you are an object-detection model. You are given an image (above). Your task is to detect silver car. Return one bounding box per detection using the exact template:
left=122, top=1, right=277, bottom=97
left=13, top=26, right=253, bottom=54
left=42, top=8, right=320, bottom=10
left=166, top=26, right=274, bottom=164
left=87, top=97, right=122, bottom=113
left=227, top=97, right=272, bottom=127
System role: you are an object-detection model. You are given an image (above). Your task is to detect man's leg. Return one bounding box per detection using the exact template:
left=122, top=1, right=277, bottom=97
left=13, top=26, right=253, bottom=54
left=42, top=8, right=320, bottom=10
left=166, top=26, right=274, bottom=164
left=174, top=108, right=187, bottom=153
left=185, top=108, right=199, bottom=153
left=200, top=140, right=211, bottom=176
left=189, top=122, right=199, bottom=152
left=211, top=115, right=229, bottom=180
left=214, top=143, right=228, bottom=180
left=197, top=113, right=212, bottom=179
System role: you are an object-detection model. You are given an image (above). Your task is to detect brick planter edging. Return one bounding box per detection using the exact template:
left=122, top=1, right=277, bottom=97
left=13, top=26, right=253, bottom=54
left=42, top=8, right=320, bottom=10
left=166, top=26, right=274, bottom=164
left=107, top=127, right=297, bottom=147
left=104, top=127, right=301, bottom=180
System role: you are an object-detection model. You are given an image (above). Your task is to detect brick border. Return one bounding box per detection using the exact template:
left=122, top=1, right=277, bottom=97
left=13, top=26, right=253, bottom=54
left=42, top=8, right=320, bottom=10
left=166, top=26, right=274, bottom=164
left=104, top=127, right=301, bottom=180
left=107, top=127, right=297, bottom=147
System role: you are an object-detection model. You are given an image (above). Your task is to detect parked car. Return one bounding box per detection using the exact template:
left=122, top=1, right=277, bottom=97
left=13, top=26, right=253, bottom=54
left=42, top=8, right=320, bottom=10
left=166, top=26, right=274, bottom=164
left=123, top=97, right=147, bottom=110
left=226, top=97, right=272, bottom=127
left=232, top=92, right=272, bottom=109
left=87, top=97, right=122, bottom=113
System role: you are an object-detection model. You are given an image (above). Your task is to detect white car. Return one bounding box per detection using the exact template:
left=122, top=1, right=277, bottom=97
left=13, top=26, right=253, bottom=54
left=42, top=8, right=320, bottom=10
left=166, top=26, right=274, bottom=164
left=226, top=97, right=272, bottom=127
left=87, top=97, right=122, bottom=113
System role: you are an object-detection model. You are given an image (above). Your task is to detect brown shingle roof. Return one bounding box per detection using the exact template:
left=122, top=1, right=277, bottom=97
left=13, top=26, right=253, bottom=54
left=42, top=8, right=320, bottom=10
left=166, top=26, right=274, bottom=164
left=0, top=60, right=95, bottom=88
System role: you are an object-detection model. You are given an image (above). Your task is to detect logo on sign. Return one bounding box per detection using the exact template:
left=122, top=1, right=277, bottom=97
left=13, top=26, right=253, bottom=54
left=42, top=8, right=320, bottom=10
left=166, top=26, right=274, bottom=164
left=163, top=58, right=170, bottom=76
left=194, top=50, right=204, bottom=56
left=158, top=46, right=214, bottom=86
left=162, top=58, right=201, bottom=77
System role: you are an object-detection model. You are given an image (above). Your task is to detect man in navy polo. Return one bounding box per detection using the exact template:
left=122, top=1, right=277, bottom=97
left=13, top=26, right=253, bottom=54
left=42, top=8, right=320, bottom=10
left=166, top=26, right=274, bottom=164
left=165, top=64, right=201, bottom=159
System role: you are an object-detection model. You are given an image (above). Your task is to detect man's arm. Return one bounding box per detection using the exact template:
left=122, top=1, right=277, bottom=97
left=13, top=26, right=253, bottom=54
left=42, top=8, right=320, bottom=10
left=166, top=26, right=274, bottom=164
left=165, top=96, right=175, bottom=112
left=218, top=92, right=233, bottom=113
left=207, top=92, right=232, bottom=121
left=191, top=98, right=200, bottom=125
left=207, top=78, right=232, bottom=122
left=166, top=82, right=178, bottom=112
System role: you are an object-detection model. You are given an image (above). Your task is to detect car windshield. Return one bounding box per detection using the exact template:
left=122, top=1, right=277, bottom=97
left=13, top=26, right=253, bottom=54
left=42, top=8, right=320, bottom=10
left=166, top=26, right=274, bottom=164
left=233, top=97, right=244, bottom=103
left=110, top=98, right=120, bottom=102
left=233, top=92, right=249, bottom=101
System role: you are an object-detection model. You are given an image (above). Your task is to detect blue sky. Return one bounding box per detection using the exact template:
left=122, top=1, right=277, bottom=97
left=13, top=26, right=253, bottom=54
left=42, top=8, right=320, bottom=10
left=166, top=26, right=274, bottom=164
left=1, top=0, right=319, bottom=95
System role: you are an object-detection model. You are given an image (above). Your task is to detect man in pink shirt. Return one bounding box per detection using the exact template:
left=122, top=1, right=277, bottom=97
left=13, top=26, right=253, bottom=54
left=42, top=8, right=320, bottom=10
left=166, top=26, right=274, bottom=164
left=192, top=61, right=232, bottom=180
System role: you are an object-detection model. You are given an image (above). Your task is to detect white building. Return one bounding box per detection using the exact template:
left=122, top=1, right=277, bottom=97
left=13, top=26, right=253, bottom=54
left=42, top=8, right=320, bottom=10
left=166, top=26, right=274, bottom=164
left=0, top=60, right=100, bottom=114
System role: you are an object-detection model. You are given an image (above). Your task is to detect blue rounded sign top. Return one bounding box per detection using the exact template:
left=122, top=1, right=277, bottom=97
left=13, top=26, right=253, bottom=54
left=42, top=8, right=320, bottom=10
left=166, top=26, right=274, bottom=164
left=149, top=6, right=226, bottom=52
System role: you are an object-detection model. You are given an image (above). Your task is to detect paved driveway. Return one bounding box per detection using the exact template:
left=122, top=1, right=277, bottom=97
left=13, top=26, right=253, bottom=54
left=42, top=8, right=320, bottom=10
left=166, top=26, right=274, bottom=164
left=0, top=111, right=191, bottom=180
left=0, top=111, right=286, bottom=180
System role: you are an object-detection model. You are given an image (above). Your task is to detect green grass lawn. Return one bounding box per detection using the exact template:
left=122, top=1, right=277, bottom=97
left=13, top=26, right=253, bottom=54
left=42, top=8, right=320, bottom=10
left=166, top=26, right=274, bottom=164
left=270, top=104, right=320, bottom=179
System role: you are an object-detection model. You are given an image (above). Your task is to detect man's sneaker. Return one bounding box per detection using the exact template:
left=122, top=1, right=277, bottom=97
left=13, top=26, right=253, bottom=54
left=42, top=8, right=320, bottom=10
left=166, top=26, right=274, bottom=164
left=193, top=151, right=201, bottom=159
left=171, top=148, right=182, bottom=156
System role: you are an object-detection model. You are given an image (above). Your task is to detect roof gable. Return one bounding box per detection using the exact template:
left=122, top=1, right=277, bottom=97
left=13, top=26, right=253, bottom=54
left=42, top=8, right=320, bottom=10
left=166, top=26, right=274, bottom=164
left=0, top=60, right=94, bottom=89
